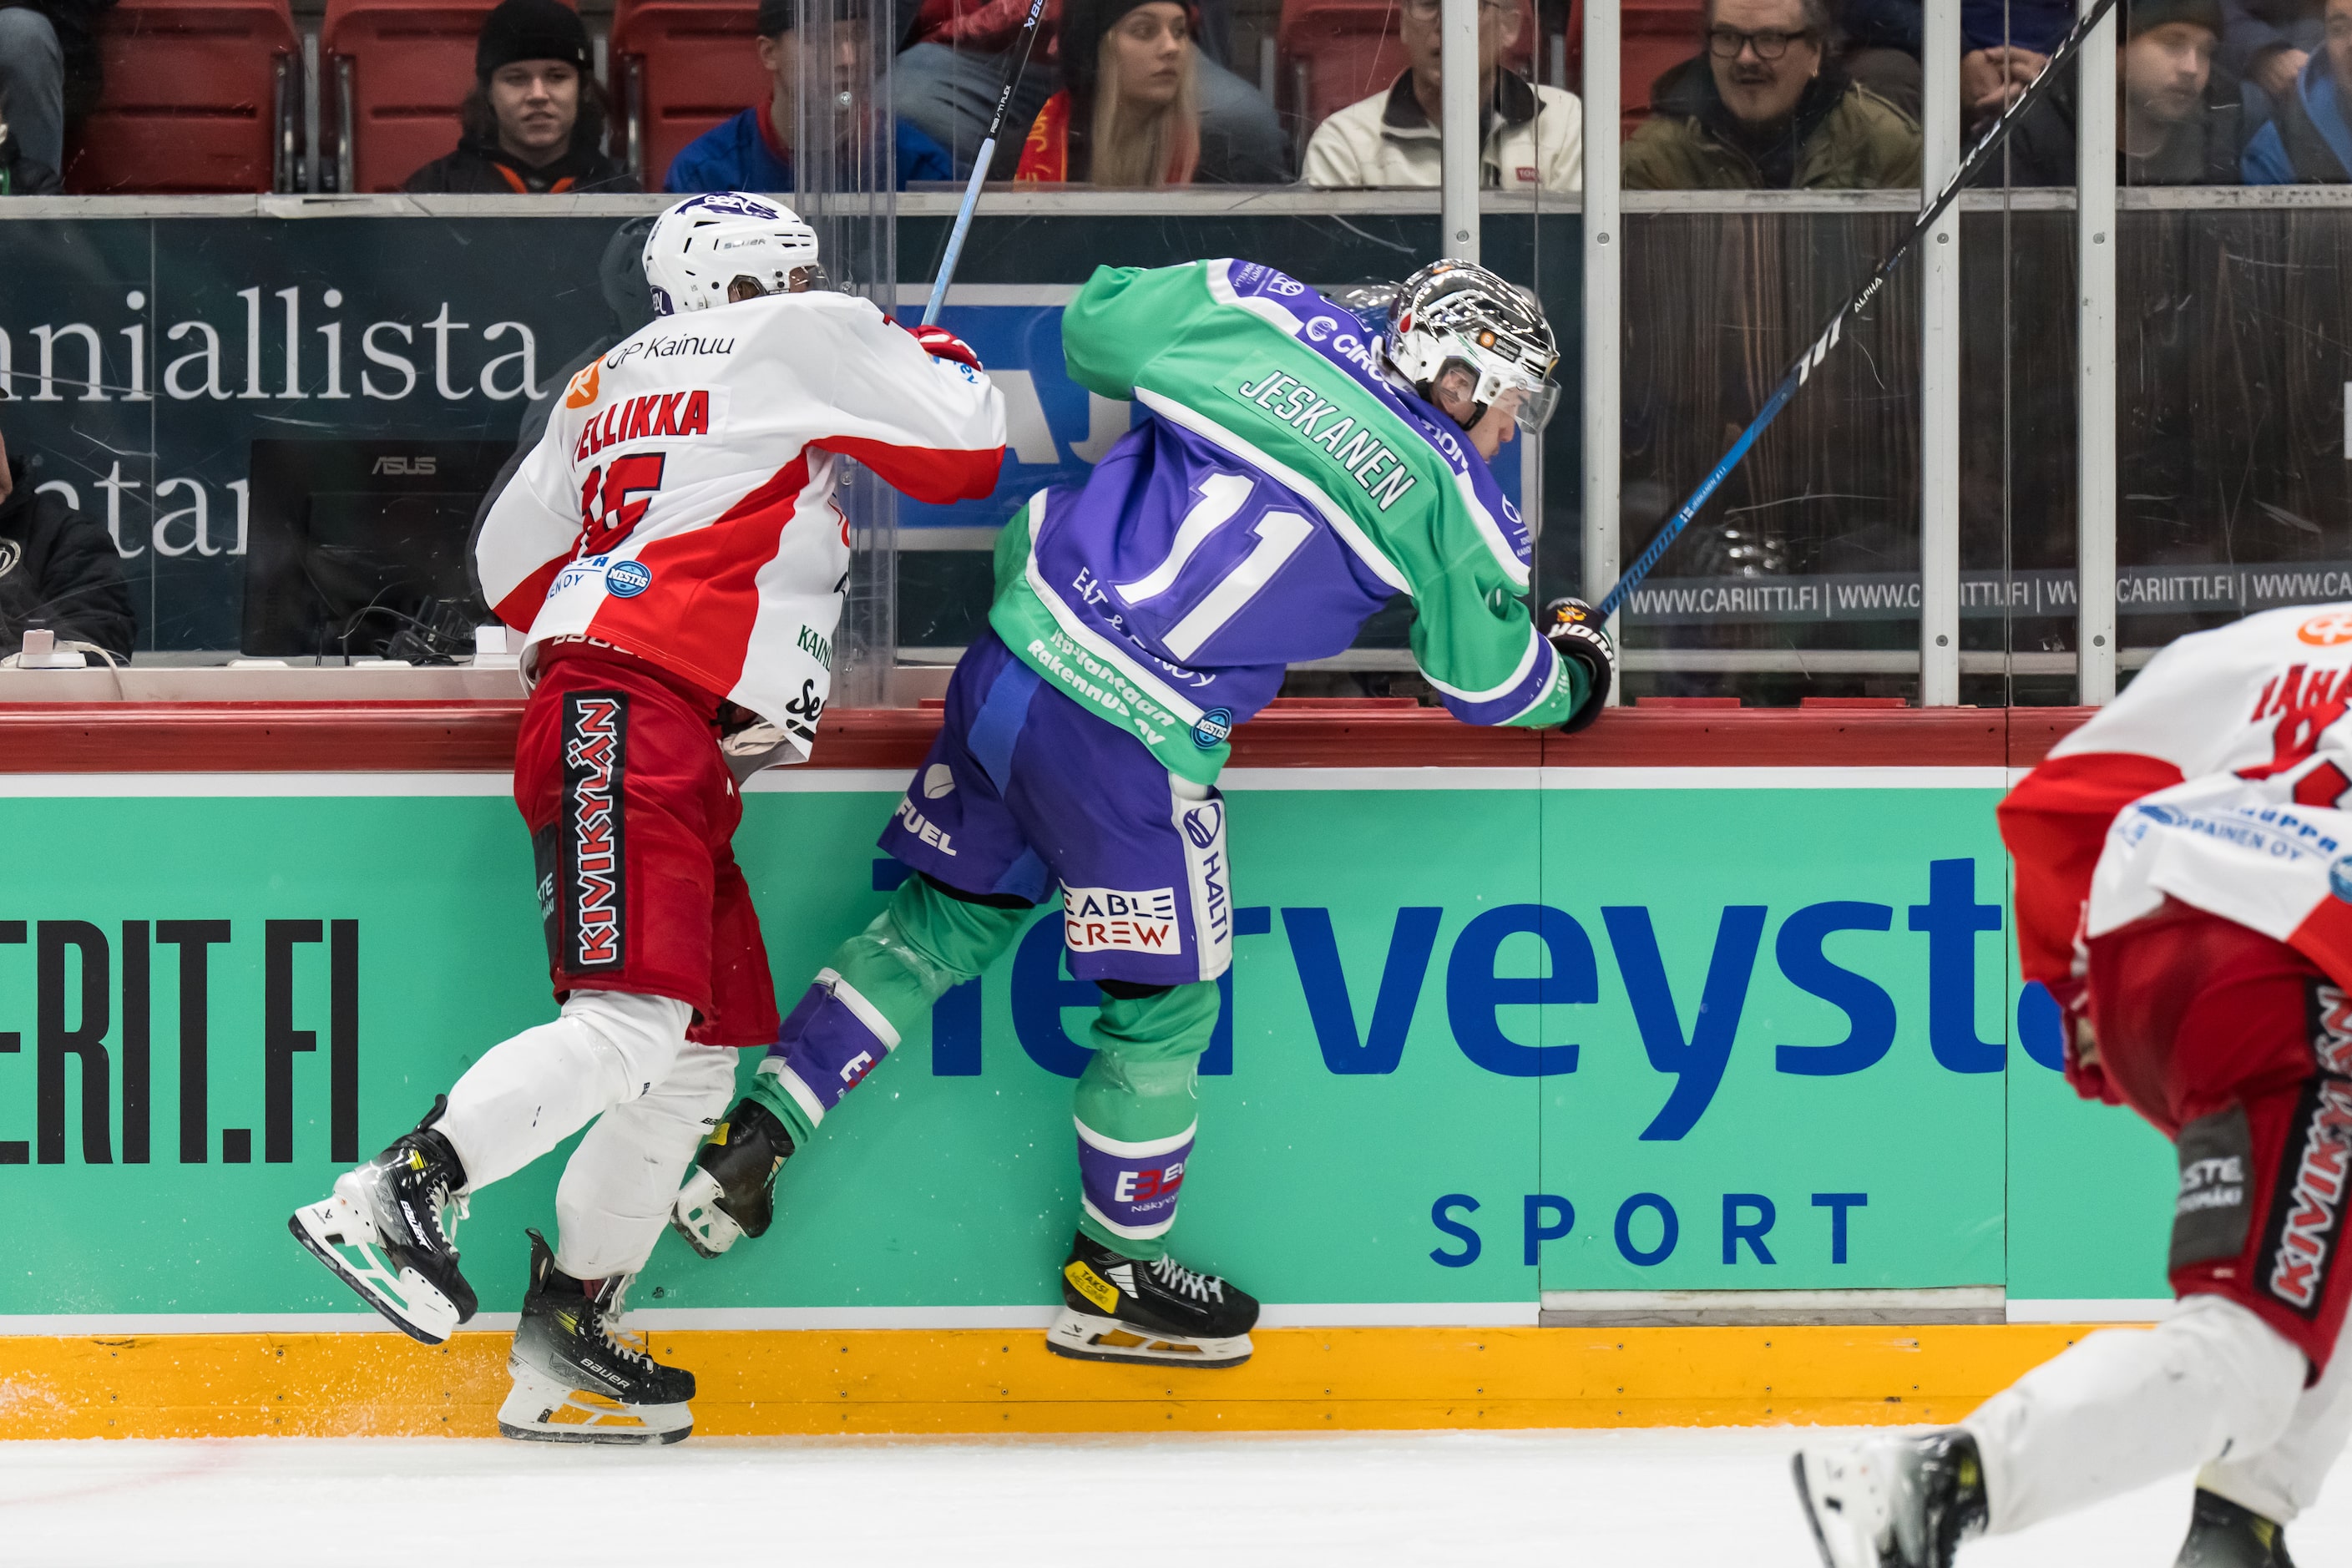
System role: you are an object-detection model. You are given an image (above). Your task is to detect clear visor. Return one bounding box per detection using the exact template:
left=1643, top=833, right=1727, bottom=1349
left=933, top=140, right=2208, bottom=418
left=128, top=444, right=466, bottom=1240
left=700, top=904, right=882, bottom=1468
left=1462, top=344, right=1560, bottom=432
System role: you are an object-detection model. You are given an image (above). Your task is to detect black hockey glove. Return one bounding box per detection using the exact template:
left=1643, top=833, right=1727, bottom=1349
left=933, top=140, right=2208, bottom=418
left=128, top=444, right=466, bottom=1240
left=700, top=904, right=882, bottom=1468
left=1542, top=597, right=1613, bottom=734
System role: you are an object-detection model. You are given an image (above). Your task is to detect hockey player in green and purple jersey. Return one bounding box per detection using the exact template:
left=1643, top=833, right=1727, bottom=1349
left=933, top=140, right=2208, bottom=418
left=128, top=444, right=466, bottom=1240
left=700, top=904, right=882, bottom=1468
left=670, top=257, right=1614, bottom=1367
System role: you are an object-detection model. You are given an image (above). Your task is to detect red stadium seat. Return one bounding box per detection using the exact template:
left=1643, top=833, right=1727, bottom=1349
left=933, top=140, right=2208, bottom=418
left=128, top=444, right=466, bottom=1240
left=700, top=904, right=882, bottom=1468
left=608, top=0, right=771, bottom=190
left=63, top=0, right=301, bottom=194
left=1622, top=0, right=1704, bottom=132
left=1279, top=0, right=1535, bottom=143
left=322, top=0, right=554, bottom=194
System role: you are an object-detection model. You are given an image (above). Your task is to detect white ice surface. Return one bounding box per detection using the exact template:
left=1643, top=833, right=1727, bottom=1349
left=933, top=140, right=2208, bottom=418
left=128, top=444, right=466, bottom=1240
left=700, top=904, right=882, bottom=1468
left=3, top=1428, right=2349, bottom=1566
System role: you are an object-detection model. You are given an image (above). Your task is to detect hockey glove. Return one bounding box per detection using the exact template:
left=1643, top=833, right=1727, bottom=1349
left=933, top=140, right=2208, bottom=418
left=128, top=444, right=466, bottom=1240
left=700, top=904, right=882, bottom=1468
left=903, top=322, right=984, bottom=372
left=1543, top=597, right=1614, bottom=734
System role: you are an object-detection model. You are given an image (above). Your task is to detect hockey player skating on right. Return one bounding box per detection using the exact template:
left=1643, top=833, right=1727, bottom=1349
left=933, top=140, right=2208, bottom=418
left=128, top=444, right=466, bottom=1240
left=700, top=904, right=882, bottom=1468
left=1795, top=604, right=2352, bottom=1567
left=669, top=258, right=1615, bottom=1369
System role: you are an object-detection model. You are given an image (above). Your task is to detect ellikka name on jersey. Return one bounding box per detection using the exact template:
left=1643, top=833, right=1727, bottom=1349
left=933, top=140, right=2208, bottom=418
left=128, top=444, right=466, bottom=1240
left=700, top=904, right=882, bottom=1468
left=574, top=389, right=714, bottom=463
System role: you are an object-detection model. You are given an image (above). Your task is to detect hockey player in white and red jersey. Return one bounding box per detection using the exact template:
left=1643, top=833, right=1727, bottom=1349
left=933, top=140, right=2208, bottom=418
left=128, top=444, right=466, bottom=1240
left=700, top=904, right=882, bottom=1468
left=287, top=192, right=1004, bottom=1444
left=1797, top=604, right=2352, bottom=1567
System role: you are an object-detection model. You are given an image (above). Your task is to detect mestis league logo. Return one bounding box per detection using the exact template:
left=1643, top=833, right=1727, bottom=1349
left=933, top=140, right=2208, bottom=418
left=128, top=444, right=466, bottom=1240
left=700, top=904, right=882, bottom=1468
left=605, top=559, right=653, bottom=598
left=1191, top=706, right=1234, bottom=748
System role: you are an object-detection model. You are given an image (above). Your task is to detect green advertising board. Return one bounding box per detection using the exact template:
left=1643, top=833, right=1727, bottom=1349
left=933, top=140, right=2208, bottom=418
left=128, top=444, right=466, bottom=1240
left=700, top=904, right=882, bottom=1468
left=0, top=768, right=2173, bottom=1326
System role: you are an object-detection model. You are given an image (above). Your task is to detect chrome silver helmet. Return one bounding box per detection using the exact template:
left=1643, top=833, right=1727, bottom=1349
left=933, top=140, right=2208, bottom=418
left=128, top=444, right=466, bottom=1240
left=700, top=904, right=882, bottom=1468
left=1383, top=260, right=1560, bottom=431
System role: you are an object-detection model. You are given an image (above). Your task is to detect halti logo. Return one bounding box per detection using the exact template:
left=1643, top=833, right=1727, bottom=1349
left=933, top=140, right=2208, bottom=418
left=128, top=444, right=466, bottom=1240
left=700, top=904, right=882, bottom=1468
left=372, top=456, right=437, bottom=476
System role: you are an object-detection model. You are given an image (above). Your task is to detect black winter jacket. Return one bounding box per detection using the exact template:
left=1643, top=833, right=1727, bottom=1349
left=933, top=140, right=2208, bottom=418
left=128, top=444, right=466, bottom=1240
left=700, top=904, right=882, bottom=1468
left=402, top=136, right=637, bottom=195
left=0, top=458, right=137, bottom=659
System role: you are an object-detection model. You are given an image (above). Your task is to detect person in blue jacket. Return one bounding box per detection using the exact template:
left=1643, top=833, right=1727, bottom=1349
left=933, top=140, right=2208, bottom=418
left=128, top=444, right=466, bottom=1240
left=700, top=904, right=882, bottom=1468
left=2244, top=0, right=2352, bottom=182
left=663, top=0, right=952, bottom=194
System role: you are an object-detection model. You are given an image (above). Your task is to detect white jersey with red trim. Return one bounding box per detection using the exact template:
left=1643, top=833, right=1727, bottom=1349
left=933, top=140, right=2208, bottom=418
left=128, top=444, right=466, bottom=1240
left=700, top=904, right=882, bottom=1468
left=2000, top=605, right=2352, bottom=993
left=475, top=290, right=1004, bottom=762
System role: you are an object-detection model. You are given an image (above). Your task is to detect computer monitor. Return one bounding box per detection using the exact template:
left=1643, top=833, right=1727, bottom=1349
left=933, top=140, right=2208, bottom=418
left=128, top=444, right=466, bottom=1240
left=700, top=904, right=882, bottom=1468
left=240, top=438, right=518, bottom=660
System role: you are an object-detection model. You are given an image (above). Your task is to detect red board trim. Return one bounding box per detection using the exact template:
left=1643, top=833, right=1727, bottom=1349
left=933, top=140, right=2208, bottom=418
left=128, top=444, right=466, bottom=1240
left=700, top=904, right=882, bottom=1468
left=0, top=703, right=2100, bottom=774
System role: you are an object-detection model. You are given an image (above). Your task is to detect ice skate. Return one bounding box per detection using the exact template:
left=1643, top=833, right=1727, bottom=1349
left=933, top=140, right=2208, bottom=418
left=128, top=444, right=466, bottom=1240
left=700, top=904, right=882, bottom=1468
left=498, top=1230, right=695, bottom=1445
left=670, top=1096, right=795, bottom=1258
left=2177, top=1489, right=2297, bottom=1567
left=1045, top=1232, right=1258, bottom=1369
left=1793, top=1429, right=1985, bottom=1568
left=287, top=1096, right=478, bottom=1345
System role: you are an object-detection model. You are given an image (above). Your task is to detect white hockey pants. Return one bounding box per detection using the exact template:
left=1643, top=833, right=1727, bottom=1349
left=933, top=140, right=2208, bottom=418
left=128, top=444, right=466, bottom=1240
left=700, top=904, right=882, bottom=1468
left=1965, top=1292, right=2352, bottom=1533
left=434, top=990, right=739, bottom=1281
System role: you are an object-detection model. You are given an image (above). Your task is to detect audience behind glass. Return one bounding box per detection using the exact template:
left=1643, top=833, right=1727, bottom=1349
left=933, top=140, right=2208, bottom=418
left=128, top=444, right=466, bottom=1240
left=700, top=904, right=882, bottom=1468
left=403, top=0, right=637, bottom=193
left=663, top=0, right=951, bottom=191
left=2243, top=0, right=2352, bottom=178
left=0, top=0, right=112, bottom=193
left=1622, top=0, right=1925, bottom=187
left=1991, top=0, right=2236, bottom=185
left=42, top=0, right=2352, bottom=198
left=1301, top=0, right=1582, bottom=192
left=898, top=0, right=1287, bottom=179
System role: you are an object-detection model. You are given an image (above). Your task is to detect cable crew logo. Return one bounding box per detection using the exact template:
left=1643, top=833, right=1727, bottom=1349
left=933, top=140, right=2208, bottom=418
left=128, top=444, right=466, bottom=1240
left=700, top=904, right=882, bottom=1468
left=1191, top=707, right=1234, bottom=749
left=605, top=559, right=652, bottom=598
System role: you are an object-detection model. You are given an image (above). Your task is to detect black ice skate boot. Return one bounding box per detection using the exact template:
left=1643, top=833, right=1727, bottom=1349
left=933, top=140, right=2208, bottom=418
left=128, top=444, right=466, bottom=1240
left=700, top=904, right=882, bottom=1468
left=498, top=1231, right=696, bottom=1445
left=1046, top=1232, right=1260, bottom=1369
left=2177, top=1489, right=2297, bottom=1567
left=288, top=1095, right=478, bottom=1344
left=1793, top=1429, right=1988, bottom=1568
left=670, top=1096, right=795, bottom=1258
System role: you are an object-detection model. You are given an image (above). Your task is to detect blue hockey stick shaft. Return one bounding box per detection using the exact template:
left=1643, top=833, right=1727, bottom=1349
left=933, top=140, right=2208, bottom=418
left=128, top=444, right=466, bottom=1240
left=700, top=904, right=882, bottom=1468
left=920, top=0, right=1050, bottom=327
left=1594, top=0, right=2122, bottom=621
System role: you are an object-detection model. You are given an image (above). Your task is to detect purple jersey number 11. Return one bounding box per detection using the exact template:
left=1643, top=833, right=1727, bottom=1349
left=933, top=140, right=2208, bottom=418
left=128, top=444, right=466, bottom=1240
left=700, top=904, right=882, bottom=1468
left=1115, top=473, right=1318, bottom=662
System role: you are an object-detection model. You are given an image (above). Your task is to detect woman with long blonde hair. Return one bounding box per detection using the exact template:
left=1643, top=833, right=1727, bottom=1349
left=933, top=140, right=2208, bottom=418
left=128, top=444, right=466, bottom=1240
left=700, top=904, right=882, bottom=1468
left=1015, top=0, right=1201, bottom=185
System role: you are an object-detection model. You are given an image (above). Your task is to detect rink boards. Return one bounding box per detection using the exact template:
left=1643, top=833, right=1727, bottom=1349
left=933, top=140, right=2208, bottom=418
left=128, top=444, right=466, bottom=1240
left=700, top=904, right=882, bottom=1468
left=0, top=738, right=2172, bottom=1433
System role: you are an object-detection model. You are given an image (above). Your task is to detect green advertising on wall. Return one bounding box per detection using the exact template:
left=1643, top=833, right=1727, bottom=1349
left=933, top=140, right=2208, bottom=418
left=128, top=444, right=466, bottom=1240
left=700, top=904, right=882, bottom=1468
left=0, top=772, right=2173, bottom=1323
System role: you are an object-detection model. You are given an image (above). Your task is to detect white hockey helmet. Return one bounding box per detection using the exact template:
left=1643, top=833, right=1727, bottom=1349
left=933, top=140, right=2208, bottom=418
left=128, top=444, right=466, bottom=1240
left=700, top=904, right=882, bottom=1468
left=1383, top=260, right=1560, bottom=431
left=641, top=192, right=822, bottom=316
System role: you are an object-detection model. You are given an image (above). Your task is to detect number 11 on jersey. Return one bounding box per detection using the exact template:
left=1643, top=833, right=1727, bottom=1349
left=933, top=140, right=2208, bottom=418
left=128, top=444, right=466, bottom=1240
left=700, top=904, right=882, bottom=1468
left=1115, top=474, right=1316, bottom=662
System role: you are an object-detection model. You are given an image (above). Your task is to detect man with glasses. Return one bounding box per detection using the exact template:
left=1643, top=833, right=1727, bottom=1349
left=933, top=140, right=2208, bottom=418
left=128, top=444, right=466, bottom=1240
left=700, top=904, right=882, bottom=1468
left=1623, top=0, right=1922, bottom=188
left=1301, top=0, right=1582, bottom=191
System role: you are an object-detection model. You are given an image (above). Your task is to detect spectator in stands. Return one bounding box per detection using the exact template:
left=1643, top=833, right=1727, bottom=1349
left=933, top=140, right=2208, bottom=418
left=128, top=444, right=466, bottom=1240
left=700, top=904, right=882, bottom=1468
left=665, top=0, right=952, bottom=190
left=2225, top=0, right=2321, bottom=116
left=1015, top=0, right=1198, bottom=182
left=1623, top=0, right=1923, bottom=188
left=0, top=95, right=60, bottom=194
left=1994, top=0, right=2236, bottom=183
left=2244, top=0, right=2352, bottom=175
left=1836, top=0, right=1923, bottom=119
left=1959, top=0, right=2071, bottom=134
left=404, top=0, right=636, bottom=193
left=0, top=0, right=114, bottom=184
left=898, top=0, right=1287, bottom=180
left=0, top=419, right=135, bottom=662
left=1300, top=0, right=1583, bottom=192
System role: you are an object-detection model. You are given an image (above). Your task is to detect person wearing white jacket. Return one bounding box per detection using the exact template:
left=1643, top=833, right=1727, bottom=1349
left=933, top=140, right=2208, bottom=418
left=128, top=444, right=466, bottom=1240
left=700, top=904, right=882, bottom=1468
left=1300, top=0, right=1582, bottom=192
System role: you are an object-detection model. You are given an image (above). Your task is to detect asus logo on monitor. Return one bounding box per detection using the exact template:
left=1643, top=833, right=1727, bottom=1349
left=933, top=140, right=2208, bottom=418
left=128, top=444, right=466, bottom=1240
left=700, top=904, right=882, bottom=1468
left=371, top=456, right=438, bottom=477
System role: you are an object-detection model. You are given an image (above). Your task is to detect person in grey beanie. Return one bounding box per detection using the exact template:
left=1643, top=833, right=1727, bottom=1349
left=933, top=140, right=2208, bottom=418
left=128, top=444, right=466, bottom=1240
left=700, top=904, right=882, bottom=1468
left=404, top=0, right=638, bottom=193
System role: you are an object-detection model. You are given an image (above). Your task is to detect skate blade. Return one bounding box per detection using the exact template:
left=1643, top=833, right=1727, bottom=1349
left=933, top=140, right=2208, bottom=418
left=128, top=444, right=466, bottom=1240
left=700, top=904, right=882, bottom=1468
left=670, top=1168, right=745, bottom=1260
left=287, top=1193, right=461, bottom=1347
left=497, top=1363, right=691, bottom=1445
left=1790, top=1445, right=1887, bottom=1568
left=1044, top=1308, right=1252, bottom=1369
